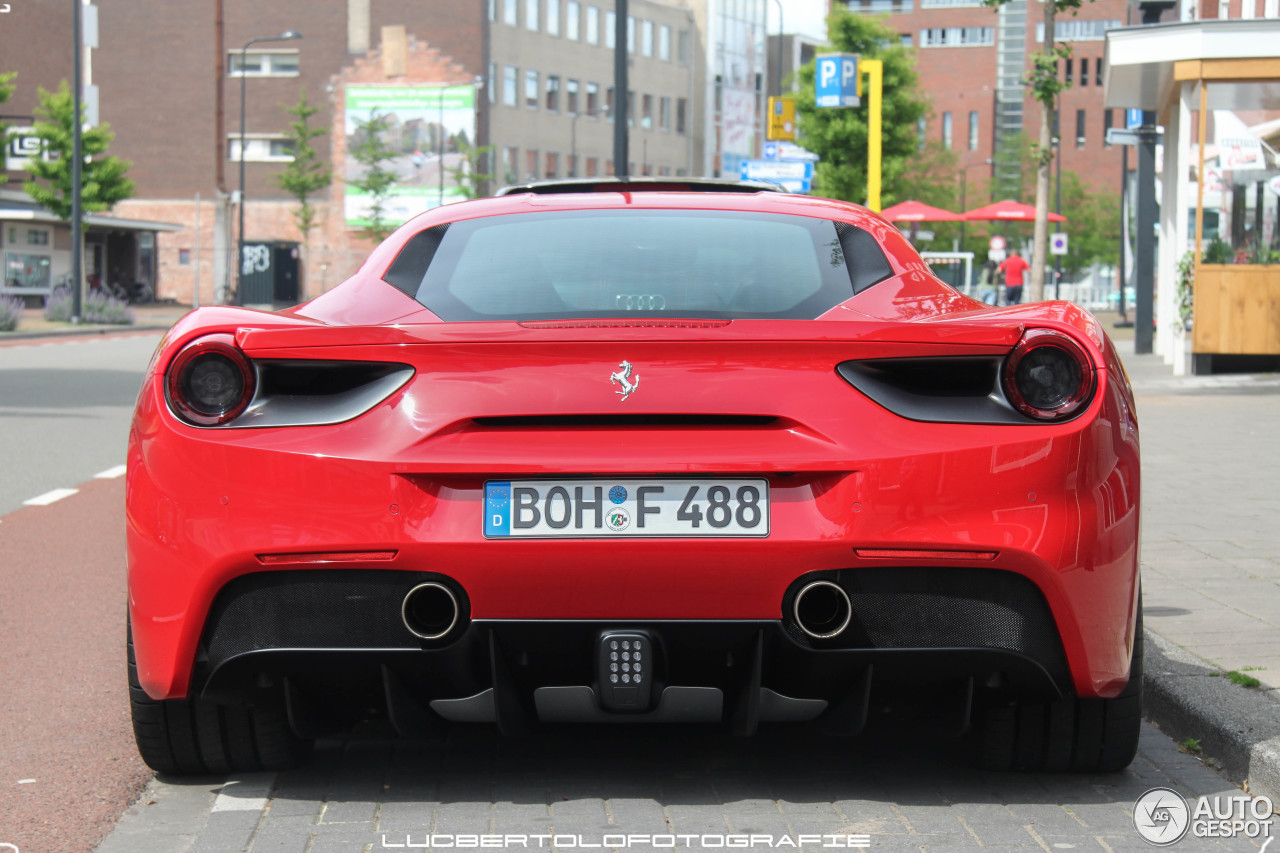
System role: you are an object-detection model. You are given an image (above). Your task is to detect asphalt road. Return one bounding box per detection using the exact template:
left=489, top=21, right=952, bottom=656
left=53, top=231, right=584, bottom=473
left=0, top=332, right=160, bottom=514
left=0, top=332, right=1275, bottom=852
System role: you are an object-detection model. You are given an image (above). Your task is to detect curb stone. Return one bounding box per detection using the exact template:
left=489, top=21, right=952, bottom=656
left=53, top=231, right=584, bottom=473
left=1143, top=628, right=1280, bottom=805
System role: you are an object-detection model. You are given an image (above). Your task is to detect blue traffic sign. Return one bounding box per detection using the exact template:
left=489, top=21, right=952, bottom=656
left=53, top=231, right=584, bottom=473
left=815, top=53, right=860, bottom=109
left=763, top=142, right=780, bottom=160
left=1126, top=108, right=1144, bottom=129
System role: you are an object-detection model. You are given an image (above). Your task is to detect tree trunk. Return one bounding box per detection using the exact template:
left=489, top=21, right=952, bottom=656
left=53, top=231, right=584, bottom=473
left=1029, top=0, right=1056, bottom=303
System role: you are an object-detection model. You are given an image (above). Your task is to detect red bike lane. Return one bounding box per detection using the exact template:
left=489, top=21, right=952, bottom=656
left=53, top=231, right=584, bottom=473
left=0, top=477, right=151, bottom=853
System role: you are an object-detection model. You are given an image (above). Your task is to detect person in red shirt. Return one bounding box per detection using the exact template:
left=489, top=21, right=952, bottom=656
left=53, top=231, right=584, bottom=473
left=998, top=250, right=1030, bottom=305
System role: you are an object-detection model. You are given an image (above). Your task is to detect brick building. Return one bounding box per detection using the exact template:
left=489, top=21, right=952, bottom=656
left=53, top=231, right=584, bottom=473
left=2, top=0, right=774, bottom=307
left=835, top=0, right=1158, bottom=203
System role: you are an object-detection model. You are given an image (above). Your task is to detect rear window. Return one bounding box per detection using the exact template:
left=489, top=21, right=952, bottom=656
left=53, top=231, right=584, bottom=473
left=382, top=210, right=893, bottom=321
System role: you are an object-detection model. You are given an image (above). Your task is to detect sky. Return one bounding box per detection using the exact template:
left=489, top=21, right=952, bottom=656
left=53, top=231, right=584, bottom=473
left=767, top=0, right=830, bottom=41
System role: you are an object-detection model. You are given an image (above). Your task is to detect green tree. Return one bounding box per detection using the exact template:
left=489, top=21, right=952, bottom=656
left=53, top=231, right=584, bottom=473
left=444, top=141, right=494, bottom=200
left=273, top=88, right=332, bottom=252
left=0, top=72, right=16, bottom=182
left=23, top=80, right=134, bottom=220
left=346, top=109, right=399, bottom=242
left=794, top=10, right=928, bottom=206
left=985, top=0, right=1088, bottom=302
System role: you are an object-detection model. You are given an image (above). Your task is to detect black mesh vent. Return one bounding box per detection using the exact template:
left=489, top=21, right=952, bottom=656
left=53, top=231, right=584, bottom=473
left=383, top=223, right=450, bottom=297
left=785, top=567, right=1069, bottom=681
left=201, top=570, right=462, bottom=671
left=835, top=221, right=894, bottom=293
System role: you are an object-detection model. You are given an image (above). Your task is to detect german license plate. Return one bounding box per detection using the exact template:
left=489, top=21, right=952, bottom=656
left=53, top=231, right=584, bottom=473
left=483, top=479, right=769, bottom=538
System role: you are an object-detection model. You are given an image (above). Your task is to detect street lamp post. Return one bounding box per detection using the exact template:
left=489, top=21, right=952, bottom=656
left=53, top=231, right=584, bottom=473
left=236, top=30, right=302, bottom=305
left=769, top=0, right=784, bottom=97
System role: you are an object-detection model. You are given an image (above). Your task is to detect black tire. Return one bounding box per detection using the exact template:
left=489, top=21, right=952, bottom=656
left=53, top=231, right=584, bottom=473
left=128, top=622, right=312, bottom=774
left=982, top=599, right=1143, bottom=773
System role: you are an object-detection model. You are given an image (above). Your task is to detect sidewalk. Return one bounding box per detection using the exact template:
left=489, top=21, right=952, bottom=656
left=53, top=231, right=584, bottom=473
left=2, top=300, right=193, bottom=341
left=1120, top=337, right=1280, bottom=801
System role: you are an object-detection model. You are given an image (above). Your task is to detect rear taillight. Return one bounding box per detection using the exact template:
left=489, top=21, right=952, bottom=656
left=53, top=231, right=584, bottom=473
left=165, top=335, right=256, bottom=426
left=1002, top=329, right=1096, bottom=422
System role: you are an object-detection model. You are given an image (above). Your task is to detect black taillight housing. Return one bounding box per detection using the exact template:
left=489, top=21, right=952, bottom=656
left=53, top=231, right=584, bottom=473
left=165, top=335, right=256, bottom=427
left=1002, top=329, right=1096, bottom=422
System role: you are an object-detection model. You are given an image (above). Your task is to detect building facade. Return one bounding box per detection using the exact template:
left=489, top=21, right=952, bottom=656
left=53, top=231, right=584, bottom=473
left=837, top=0, right=1151, bottom=200
left=3, top=0, right=765, bottom=307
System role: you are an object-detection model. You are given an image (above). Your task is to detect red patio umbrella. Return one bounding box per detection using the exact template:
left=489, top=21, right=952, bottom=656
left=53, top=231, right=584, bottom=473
left=963, top=200, right=1066, bottom=222
left=879, top=200, right=963, bottom=222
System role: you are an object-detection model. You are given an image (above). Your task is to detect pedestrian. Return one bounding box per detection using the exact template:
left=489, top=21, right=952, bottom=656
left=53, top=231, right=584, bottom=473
left=977, top=258, right=999, bottom=305
left=998, top=249, right=1030, bottom=305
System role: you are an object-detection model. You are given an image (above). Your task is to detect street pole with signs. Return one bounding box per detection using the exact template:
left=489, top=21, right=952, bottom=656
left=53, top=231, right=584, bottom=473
left=813, top=52, right=881, bottom=212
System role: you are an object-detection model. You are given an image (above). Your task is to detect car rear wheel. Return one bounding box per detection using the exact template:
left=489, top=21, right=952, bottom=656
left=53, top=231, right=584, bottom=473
left=981, top=598, right=1143, bottom=772
left=128, top=622, right=312, bottom=774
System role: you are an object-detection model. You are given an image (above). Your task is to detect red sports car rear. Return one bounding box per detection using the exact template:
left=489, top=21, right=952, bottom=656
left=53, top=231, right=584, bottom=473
left=127, top=184, right=1141, bottom=775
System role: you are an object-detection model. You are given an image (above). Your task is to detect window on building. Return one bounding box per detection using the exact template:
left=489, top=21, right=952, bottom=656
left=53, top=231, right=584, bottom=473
left=586, top=157, right=598, bottom=177
left=526, top=0, right=539, bottom=31
left=547, top=0, right=560, bottom=35
left=1103, top=109, right=1114, bottom=146
left=606, top=10, right=616, bottom=48
left=1065, top=58, right=1073, bottom=82
left=227, top=135, right=295, bottom=161
left=659, top=96, right=671, bottom=130
left=489, top=0, right=496, bottom=20
left=642, top=19, right=653, bottom=56
left=586, top=82, right=599, bottom=115
left=25, top=228, right=50, bottom=246
left=919, top=27, right=994, bottom=47
left=659, top=25, right=671, bottom=60
left=917, top=116, right=927, bottom=150
left=503, top=66, right=518, bottom=106
left=567, top=79, right=580, bottom=114
left=606, top=86, right=616, bottom=121
left=942, top=112, right=953, bottom=150
left=3, top=253, right=51, bottom=289
left=587, top=5, right=600, bottom=44
left=488, top=62, right=497, bottom=103
left=968, top=110, right=979, bottom=150
left=628, top=89, right=636, bottom=127
left=525, top=149, right=539, bottom=179
left=546, top=151, right=559, bottom=179
left=567, top=1, right=580, bottom=39
left=1076, top=108, right=1086, bottom=146
left=678, top=29, right=690, bottom=63
left=920, top=0, right=981, bottom=6
left=179, top=249, right=192, bottom=265
left=641, top=93, right=653, bottom=129
left=504, top=0, right=517, bottom=25
left=1035, top=20, right=1123, bottom=41
left=546, top=75, right=561, bottom=111
left=627, top=16, right=635, bottom=52
left=676, top=97, right=687, bottom=134
left=1096, top=60, right=1103, bottom=86
left=901, top=33, right=913, bottom=46
left=525, top=70, right=540, bottom=109
left=605, top=160, right=614, bottom=176
left=1080, top=57, right=1088, bottom=86
left=504, top=146, right=519, bottom=183
left=227, top=50, right=300, bottom=76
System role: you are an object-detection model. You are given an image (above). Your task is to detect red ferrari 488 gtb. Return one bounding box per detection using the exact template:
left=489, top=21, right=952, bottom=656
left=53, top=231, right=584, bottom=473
left=126, top=180, right=1141, bottom=775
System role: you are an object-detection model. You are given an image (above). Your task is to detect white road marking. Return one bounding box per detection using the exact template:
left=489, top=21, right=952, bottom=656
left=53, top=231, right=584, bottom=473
left=23, top=488, right=79, bottom=506
left=17, top=779, right=35, bottom=784
left=94, top=464, right=127, bottom=479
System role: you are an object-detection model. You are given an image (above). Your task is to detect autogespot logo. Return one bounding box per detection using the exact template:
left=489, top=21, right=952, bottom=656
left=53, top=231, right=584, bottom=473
left=1134, top=788, right=1192, bottom=846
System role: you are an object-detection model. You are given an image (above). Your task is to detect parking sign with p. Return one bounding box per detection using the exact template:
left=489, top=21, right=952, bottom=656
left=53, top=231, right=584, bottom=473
left=815, top=53, right=860, bottom=108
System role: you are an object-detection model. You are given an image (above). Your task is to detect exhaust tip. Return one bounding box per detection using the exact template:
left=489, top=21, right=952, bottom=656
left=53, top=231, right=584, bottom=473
left=793, top=580, right=852, bottom=640
left=402, top=582, right=460, bottom=641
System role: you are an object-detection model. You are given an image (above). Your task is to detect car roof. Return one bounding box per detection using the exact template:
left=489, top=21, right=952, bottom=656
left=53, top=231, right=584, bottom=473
left=495, top=177, right=787, bottom=196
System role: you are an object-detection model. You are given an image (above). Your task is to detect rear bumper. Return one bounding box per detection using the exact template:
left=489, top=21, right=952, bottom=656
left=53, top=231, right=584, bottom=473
left=127, top=355, right=1140, bottom=704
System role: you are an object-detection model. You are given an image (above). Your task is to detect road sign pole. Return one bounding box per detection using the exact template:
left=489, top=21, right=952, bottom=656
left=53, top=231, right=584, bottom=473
left=862, top=59, right=882, bottom=212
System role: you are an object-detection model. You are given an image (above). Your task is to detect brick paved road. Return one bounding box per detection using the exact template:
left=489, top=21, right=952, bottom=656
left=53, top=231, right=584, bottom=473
left=99, top=720, right=1275, bottom=852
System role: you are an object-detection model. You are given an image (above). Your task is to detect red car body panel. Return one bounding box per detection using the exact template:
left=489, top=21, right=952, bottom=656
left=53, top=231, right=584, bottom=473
left=126, top=191, right=1140, bottom=713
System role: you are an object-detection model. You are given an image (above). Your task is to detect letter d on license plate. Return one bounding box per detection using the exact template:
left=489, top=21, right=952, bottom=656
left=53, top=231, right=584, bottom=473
left=484, top=479, right=769, bottom=538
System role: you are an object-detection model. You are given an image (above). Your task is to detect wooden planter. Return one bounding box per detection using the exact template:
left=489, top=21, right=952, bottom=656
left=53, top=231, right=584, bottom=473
left=1191, top=264, right=1280, bottom=355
